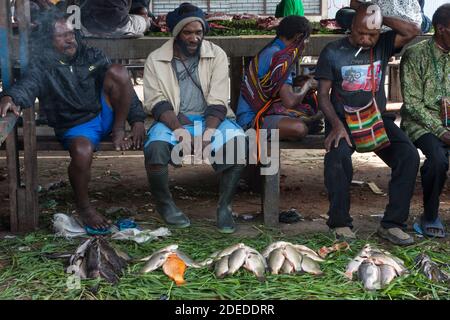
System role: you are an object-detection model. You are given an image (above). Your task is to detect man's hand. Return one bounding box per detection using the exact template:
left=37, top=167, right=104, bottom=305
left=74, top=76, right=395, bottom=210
left=0, top=96, right=21, bottom=117
left=306, top=78, right=318, bottom=91
left=128, top=122, right=146, bottom=150
left=202, top=128, right=216, bottom=152
left=324, top=121, right=353, bottom=152
left=111, top=127, right=132, bottom=151
left=175, top=127, right=195, bottom=154
left=441, top=131, right=450, bottom=146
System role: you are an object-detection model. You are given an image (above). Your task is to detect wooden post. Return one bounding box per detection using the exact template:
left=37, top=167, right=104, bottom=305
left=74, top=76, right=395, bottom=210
left=262, top=168, right=280, bottom=228
left=229, top=56, right=243, bottom=113
left=16, top=0, right=38, bottom=232
left=388, top=61, right=403, bottom=103
left=0, top=0, right=22, bottom=232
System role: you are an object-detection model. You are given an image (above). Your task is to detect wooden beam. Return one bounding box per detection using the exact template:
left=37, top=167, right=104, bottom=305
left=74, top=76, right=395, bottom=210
left=6, top=126, right=20, bottom=233
left=0, top=113, right=18, bottom=146
left=229, top=57, right=243, bottom=113
left=22, top=107, right=39, bottom=231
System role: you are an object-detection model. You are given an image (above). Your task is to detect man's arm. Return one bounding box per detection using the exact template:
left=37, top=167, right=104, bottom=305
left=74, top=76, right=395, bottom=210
left=126, top=93, right=147, bottom=149
left=318, top=79, right=352, bottom=151
left=400, top=50, right=448, bottom=140
left=279, top=78, right=317, bottom=108
left=0, top=63, right=45, bottom=116
left=383, top=16, right=421, bottom=49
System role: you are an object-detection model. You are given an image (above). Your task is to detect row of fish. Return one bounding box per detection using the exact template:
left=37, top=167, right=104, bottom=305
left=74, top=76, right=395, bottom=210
left=139, top=242, right=326, bottom=284
left=66, top=239, right=449, bottom=289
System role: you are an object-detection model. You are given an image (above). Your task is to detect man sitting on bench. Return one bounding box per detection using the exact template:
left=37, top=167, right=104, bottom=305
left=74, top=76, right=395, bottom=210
left=142, top=3, right=246, bottom=233
left=0, top=9, right=146, bottom=232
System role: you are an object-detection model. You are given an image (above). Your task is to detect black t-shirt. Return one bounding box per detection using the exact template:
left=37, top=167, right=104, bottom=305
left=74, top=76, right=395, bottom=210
left=315, top=31, right=398, bottom=118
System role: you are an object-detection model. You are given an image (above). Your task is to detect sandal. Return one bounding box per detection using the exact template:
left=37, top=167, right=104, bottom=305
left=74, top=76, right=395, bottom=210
left=414, top=216, right=446, bottom=238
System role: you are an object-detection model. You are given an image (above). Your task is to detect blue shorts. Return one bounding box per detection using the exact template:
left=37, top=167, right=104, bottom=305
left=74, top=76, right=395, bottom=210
left=62, top=93, right=114, bottom=150
left=145, top=114, right=246, bottom=152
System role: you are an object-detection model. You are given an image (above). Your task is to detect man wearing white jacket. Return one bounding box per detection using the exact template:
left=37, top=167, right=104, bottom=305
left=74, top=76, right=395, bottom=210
left=142, top=3, right=246, bottom=233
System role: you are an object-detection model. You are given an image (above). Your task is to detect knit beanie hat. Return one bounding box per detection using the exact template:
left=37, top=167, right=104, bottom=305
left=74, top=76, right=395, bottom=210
left=166, top=2, right=209, bottom=37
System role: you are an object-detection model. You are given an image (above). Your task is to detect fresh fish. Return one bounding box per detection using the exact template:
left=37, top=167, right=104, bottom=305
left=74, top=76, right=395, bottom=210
left=301, top=255, right=323, bottom=275
left=138, top=244, right=178, bottom=262
left=198, top=257, right=214, bottom=268
left=214, top=256, right=229, bottom=279
left=214, top=243, right=246, bottom=261
left=280, top=259, right=294, bottom=274
left=415, top=254, right=450, bottom=283
left=162, top=253, right=187, bottom=286
left=295, top=249, right=324, bottom=263
left=379, top=264, right=397, bottom=287
left=67, top=237, right=128, bottom=284
left=228, top=248, right=247, bottom=275
left=244, top=253, right=266, bottom=282
left=268, top=248, right=285, bottom=275
left=358, top=261, right=381, bottom=290
left=173, top=249, right=204, bottom=268
left=291, top=244, right=324, bottom=262
left=85, top=241, right=100, bottom=279
left=262, top=241, right=290, bottom=258
left=141, top=250, right=172, bottom=273
left=370, top=252, right=407, bottom=276
left=344, top=245, right=372, bottom=279
left=283, top=245, right=303, bottom=272
left=244, top=246, right=268, bottom=269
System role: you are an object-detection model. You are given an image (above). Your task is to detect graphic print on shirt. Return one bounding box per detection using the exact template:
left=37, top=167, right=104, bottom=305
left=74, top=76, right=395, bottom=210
left=341, top=60, right=382, bottom=92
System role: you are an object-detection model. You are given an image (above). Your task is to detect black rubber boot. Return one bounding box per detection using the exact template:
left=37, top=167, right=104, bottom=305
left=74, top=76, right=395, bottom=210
left=216, top=165, right=244, bottom=233
left=146, top=165, right=190, bottom=228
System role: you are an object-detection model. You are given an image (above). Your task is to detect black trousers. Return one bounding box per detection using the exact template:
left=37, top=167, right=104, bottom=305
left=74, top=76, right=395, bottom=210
left=415, top=133, right=449, bottom=221
left=324, top=116, right=420, bottom=229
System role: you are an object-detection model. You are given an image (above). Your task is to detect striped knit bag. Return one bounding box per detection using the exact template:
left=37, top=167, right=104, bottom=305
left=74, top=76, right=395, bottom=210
left=343, top=49, right=390, bottom=153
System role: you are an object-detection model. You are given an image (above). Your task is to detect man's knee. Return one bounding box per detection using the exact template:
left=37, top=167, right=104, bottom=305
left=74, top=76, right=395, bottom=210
left=426, top=153, right=449, bottom=175
left=291, top=121, right=308, bottom=139
left=326, top=139, right=353, bottom=164
left=402, top=145, right=420, bottom=172
left=105, top=64, right=130, bottom=85
left=144, top=141, right=172, bottom=167
left=69, top=139, right=94, bottom=166
left=281, top=120, right=308, bottom=140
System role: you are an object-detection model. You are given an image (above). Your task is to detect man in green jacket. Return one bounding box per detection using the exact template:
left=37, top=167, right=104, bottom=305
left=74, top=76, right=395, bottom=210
left=275, top=0, right=304, bottom=18
left=400, top=4, right=450, bottom=238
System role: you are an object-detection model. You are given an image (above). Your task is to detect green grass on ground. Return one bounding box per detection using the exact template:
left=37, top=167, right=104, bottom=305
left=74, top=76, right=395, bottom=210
left=0, top=219, right=449, bottom=300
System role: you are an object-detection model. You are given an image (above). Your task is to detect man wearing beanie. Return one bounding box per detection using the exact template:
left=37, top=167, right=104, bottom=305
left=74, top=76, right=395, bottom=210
left=142, top=3, right=246, bottom=233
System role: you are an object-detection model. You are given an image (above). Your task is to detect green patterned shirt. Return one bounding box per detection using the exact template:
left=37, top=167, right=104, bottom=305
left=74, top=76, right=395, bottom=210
left=400, top=38, right=449, bottom=142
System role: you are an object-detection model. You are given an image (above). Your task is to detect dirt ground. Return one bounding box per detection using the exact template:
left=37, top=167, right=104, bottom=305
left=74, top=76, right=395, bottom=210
left=1, top=148, right=449, bottom=241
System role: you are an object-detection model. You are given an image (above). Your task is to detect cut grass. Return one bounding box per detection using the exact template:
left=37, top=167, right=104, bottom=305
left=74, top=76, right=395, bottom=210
left=0, top=219, right=449, bottom=300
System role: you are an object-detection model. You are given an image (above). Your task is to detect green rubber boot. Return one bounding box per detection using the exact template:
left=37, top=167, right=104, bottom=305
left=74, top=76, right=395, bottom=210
left=216, top=165, right=244, bottom=233
left=147, top=165, right=190, bottom=228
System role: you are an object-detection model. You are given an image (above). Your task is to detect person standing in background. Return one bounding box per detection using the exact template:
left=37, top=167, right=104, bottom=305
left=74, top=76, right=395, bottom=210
left=275, top=0, right=305, bottom=18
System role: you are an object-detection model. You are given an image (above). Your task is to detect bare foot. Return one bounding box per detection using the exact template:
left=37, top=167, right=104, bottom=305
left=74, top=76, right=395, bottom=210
left=112, top=128, right=132, bottom=151
left=77, top=206, right=111, bottom=229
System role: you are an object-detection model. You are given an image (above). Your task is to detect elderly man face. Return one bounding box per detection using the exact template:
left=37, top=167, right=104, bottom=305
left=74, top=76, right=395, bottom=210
left=52, top=19, right=78, bottom=58
left=350, top=6, right=382, bottom=50
left=176, top=21, right=204, bottom=56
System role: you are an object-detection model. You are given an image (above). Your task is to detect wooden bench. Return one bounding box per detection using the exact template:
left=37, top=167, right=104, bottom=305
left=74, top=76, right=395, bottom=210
left=1, top=117, right=324, bottom=229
